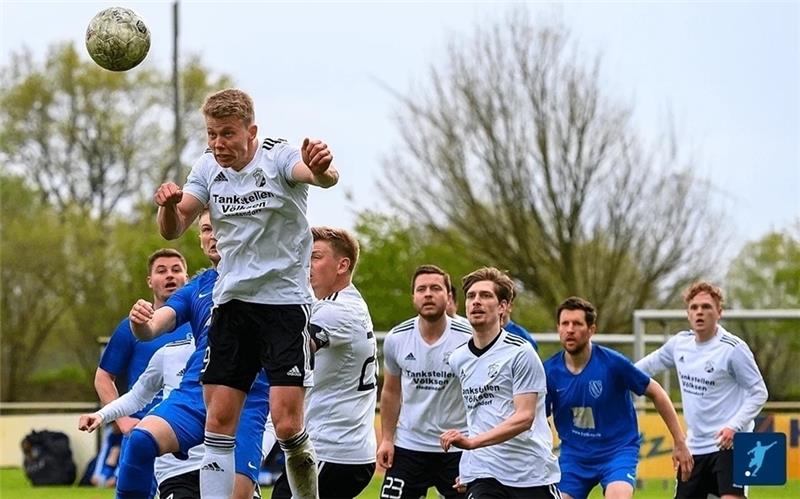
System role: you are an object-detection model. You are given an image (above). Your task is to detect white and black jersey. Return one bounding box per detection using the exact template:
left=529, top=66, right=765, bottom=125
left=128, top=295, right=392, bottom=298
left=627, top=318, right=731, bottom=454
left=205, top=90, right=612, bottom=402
left=635, top=325, right=768, bottom=455
left=306, top=284, right=377, bottom=464
left=182, top=138, right=313, bottom=306
left=383, top=316, right=472, bottom=452
left=97, top=339, right=205, bottom=485
left=448, top=330, right=560, bottom=488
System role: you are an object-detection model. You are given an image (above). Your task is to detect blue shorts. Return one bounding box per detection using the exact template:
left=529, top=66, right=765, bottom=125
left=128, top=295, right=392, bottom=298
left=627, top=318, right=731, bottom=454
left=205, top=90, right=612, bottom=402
left=558, top=447, right=638, bottom=499
left=149, top=370, right=270, bottom=483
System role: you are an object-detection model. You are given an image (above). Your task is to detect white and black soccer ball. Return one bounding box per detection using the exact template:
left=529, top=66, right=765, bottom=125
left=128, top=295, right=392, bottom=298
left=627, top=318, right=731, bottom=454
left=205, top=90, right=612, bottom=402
left=85, top=7, right=150, bottom=72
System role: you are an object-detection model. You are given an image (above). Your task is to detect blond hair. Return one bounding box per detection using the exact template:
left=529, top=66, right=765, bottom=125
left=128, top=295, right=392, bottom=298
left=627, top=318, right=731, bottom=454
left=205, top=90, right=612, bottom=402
left=201, top=88, right=255, bottom=125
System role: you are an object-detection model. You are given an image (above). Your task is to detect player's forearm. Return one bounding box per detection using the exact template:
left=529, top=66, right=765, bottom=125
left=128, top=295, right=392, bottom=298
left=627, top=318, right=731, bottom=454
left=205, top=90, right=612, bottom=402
left=379, top=391, right=401, bottom=442
left=725, top=380, right=768, bottom=431
left=94, top=370, right=120, bottom=406
left=313, top=165, right=339, bottom=188
left=97, top=390, right=150, bottom=422
left=131, top=309, right=176, bottom=341
left=471, top=409, right=534, bottom=449
left=649, top=385, right=687, bottom=446
left=157, top=205, right=186, bottom=240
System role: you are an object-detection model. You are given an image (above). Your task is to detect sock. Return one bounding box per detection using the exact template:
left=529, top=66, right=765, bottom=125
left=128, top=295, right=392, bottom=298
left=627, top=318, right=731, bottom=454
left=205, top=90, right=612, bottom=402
left=115, top=429, right=159, bottom=499
left=279, top=428, right=318, bottom=499
left=200, top=431, right=236, bottom=499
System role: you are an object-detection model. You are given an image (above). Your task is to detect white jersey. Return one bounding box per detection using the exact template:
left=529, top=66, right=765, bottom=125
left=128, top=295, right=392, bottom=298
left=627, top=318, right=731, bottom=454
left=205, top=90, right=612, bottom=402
left=306, top=284, right=377, bottom=464
left=183, top=138, right=314, bottom=306
left=383, top=316, right=471, bottom=452
left=96, top=338, right=204, bottom=484
left=635, top=325, right=768, bottom=454
left=448, top=330, right=560, bottom=488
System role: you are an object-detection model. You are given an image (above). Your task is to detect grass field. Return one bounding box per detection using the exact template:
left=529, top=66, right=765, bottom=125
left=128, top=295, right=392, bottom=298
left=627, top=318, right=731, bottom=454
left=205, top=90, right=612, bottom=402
left=1, top=468, right=797, bottom=498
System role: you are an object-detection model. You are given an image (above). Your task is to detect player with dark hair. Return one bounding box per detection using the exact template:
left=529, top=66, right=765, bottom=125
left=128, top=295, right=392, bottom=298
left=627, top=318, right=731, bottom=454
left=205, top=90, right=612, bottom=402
left=378, top=264, right=471, bottom=499
left=441, top=267, right=560, bottom=498
left=545, top=296, right=692, bottom=499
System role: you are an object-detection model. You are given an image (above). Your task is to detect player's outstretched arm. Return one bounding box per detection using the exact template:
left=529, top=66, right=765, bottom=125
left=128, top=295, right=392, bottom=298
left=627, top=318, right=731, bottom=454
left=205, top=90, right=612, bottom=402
left=129, top=299, right=177, bottom=341
left=377, top=372, right=401, bottom=469
left=645, top=379, right=693, bottom=481
left=155, top=182, right=204, bottom=239
left=291, top=138, right=339, bottom=188
left=441, top=393, right=537, bottom=452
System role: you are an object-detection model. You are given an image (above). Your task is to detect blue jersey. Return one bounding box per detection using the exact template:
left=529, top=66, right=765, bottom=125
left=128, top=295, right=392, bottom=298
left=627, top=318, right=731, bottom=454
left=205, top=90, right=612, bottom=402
left=544, top=344, right=650, bottom=460
left=505, top=320, right=538, bottom=350
left=99, top=318, right=192, bottom=419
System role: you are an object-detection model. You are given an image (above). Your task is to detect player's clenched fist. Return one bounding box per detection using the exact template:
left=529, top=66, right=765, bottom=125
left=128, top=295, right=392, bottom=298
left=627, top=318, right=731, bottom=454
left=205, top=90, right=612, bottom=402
left=129, top=299, right=155, bottom=325
left=78, top=412, right=104, bottom=433
left=301, top=137, right=333, bottom=175
left=154, top=182, right=183, bottom=207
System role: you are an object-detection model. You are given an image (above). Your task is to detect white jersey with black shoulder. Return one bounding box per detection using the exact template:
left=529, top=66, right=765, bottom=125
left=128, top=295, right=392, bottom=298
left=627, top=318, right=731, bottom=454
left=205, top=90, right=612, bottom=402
left=306, top=284, right=377, bottom=464
left=448, top=330, right=560, bottom=488
left=96, top=338, right=204, bottom=485
left=182, top=138, right=314, bottom=306
left=635, top=325, right=768, bottom=454
left=383, top=316, right=471, bottom=452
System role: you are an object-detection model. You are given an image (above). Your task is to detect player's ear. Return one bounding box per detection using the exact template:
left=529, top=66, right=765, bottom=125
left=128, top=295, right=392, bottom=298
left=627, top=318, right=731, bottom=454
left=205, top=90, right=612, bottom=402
left=337, top=257, right=351, bottom=275
left=248, top=124, right=257, bottom=140
left=146, top=276, right=153, bottom=290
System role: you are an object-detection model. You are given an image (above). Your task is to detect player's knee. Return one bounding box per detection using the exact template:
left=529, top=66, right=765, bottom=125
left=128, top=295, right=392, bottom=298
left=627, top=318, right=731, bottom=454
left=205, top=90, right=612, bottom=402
left=124, top=428, right=160, bottom=463
left=231, top=474, right=256, bottom=499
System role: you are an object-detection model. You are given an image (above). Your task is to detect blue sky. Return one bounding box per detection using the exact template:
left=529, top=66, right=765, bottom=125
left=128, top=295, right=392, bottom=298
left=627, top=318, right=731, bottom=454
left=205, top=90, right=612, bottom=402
left=2, top=1, right=798, bottom=257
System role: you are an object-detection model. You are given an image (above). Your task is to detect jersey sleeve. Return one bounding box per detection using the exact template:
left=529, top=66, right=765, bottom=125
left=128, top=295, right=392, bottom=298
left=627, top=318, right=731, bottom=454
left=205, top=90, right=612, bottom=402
left=634, top=335, right=677, bottom=376
left=166, top=274, right=199, bottom=327
left=511, top=345, right=546, bottom=396
left=98, top=319, right=135, bottom=377
left=97, top=348, right=165, bottom=422
left=181, top=156, right=211, bottom=205
left=613, top=350, right=651, bottom=396
left=309, top=300, right=355, bottom=349
left=383, top=332, right=401, bottom=376
left=728, top=342, right=766, bottom=389
left=274, top=142, right=302, bottom=184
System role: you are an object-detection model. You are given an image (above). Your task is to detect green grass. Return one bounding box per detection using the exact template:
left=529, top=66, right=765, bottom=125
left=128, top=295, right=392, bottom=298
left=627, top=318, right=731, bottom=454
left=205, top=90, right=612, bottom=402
left=1, top=468, right=797, bottom=498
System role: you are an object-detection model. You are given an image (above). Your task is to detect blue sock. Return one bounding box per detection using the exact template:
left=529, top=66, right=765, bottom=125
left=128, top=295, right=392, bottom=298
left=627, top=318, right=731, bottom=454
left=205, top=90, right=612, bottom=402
left=115, top=428, right=159, bottom=499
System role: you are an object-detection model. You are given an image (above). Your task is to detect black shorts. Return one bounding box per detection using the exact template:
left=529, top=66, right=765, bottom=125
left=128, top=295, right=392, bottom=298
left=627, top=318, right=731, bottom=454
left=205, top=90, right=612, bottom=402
left=380, top=446, right=464, bottom=499
left=466, top=478, right=561, bottom=499
left=271, top=461, right=375, bottom=499
left=158, top=470, right=200, bottom=499
left=202, top=300, right=312, bottom=390
left=675, top=449, right=746, bottom=499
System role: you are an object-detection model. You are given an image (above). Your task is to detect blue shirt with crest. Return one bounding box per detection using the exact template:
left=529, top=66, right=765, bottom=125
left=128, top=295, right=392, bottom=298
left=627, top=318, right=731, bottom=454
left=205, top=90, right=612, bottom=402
left=544, top=343, right=650, bottom=460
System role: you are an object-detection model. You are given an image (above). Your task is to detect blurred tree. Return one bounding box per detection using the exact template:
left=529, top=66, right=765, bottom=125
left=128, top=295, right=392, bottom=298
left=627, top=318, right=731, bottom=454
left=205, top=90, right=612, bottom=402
left=0, top=174, right=208, bottom=401
left=0, top=42, right=232, bottom=221
left=353, top=211, right=546, bottom=332
left=725, top=225, right=800, bottom=399
left=379, top=11, right=724, bottom=332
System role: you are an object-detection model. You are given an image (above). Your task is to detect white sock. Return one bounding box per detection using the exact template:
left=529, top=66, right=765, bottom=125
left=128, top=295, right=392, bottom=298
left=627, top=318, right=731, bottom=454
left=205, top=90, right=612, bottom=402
left=279, top=429, right=318, bottom=499
left=200, top=431, right=235, bottom=499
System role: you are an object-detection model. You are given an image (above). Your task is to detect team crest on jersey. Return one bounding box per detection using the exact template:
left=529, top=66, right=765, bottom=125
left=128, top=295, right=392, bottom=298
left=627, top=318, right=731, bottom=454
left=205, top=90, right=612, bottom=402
left=589, top=379, right=603, bottom=399
left=704, top=361, right=715, bottom=373
left=487, top=362, right=500, bottom=379
left=443, top=351, right=453, bottom=365
left=252, top=168, right=266, bottom=187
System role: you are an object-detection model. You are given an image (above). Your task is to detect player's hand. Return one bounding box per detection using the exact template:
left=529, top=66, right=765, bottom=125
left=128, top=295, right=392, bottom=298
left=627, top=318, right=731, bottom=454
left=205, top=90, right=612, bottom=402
left=376, top=440, right=395, bottom=469
left=129, top=299, right=155, bottom=325
left=452, top=476, right=467, bottom=494
left=672, top=440, right=694, bottom=481
left=154, top=182, right=183, bottom=207
left=440, top=429, right=474, bottom=452
left=301, top=138, right=333, bottom=175
left=116, top=416, right=140, bottom=435
left=715, top=426, right=735, bottom=450
left=78, top=413, right=104, bottom=433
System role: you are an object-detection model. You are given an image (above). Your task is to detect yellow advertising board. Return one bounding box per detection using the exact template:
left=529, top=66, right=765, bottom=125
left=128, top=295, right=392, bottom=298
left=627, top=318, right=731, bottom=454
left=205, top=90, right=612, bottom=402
left=552, top=413, right=800, bottom=479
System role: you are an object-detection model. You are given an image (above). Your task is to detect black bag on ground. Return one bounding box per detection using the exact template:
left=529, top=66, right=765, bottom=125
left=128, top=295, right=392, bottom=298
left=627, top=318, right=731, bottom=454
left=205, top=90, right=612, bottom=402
left=20, top=429, right=77, bottom=486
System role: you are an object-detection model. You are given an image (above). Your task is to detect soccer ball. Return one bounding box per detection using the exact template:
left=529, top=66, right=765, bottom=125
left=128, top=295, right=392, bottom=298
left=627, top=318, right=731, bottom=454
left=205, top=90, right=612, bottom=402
left=85, top=7, right=150, bottom=72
